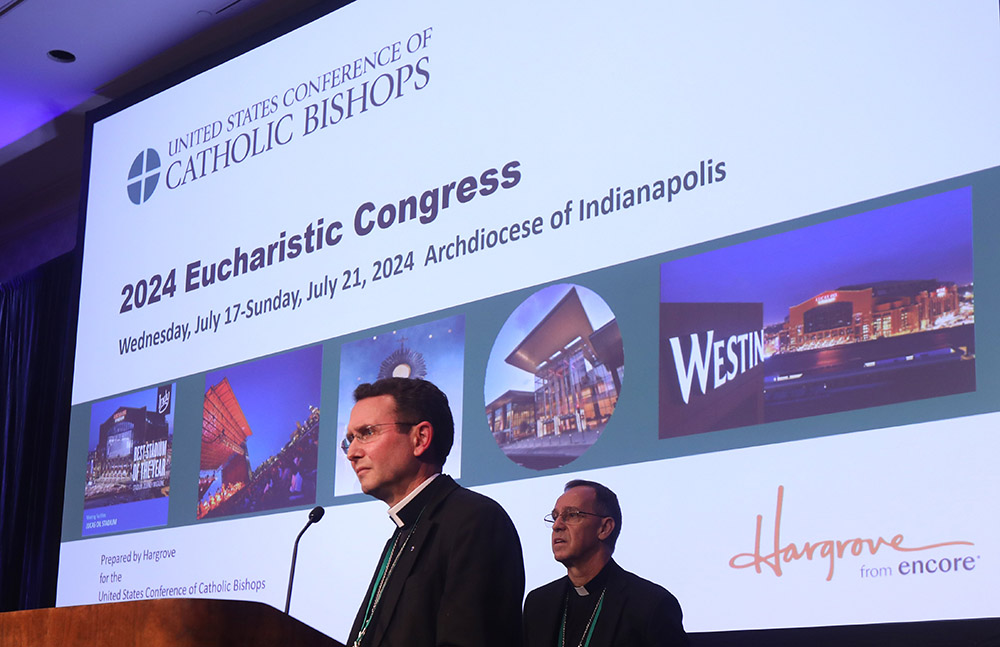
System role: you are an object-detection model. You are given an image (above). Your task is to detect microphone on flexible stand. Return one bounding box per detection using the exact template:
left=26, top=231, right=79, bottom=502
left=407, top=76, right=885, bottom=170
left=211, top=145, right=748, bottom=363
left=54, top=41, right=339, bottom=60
left=285, top=505, right=325, bottom=614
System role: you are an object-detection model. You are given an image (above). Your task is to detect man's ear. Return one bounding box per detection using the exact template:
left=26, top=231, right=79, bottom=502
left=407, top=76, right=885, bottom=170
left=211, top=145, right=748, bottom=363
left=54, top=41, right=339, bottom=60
left=412, top=421, right=434, bottom=458
left=597, top=517, right=615, bottom=542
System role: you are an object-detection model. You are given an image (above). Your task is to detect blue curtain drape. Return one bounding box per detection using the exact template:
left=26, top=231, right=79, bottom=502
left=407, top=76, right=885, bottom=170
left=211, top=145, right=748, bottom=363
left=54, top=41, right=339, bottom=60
left=0, top=252, right=78, bottom=611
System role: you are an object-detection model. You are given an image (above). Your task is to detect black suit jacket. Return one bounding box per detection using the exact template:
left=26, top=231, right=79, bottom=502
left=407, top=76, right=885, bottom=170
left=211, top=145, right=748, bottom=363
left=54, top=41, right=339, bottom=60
left=347, top=475, right=525, bottom=647
left=522, top=560, right=687, bottom=647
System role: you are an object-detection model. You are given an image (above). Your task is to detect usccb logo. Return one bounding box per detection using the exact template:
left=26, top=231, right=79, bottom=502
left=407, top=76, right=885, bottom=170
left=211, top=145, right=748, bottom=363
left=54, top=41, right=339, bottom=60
left=127, top=149, right=161, bottom=205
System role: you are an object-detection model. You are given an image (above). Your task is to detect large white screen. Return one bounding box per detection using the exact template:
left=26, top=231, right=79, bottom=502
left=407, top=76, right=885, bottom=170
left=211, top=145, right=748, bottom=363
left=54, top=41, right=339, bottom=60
left=60, top=1, right=1000, bottom=640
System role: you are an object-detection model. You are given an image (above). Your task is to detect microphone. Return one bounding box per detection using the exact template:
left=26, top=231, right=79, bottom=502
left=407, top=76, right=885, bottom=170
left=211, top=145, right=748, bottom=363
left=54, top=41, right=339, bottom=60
left=308, top=506, right=325, bottom=524
left=285, top=506, right=325, bottom=614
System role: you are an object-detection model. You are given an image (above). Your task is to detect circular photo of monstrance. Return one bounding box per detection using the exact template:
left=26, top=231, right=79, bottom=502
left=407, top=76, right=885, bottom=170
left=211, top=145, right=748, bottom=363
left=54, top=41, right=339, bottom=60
left=484, top=284, right=624, bottom=470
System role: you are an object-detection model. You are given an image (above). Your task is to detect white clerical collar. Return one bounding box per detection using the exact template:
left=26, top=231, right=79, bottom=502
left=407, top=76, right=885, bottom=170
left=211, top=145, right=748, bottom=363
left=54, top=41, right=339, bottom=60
left=571, top=558, right=613, bottom=596
left=388, top=473, right=440, bottom=528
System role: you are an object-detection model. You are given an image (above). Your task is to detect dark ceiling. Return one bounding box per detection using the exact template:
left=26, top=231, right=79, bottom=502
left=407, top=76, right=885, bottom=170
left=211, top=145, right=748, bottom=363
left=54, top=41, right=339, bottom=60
left=0, top=0, right=346, bottom=282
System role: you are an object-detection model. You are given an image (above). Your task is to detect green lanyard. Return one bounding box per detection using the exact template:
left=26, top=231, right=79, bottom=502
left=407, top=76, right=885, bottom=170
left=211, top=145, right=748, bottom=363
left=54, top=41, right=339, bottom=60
left=353, top=531, right=398, bottom=647
left=353, top=507, right=425, bottom=647
left=558, top=588, right=606, bottom=647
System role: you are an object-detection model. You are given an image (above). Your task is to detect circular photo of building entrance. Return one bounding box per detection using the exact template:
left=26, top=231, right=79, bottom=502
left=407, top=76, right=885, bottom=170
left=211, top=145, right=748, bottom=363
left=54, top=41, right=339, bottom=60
left=484, top=284, right=624, bottom=470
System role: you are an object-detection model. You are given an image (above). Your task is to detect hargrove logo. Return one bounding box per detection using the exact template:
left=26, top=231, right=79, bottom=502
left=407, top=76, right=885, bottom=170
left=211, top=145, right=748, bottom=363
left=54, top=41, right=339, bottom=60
left=127, top=149, right=162, bottom=205
left=729, top=486, right=975, bottom=581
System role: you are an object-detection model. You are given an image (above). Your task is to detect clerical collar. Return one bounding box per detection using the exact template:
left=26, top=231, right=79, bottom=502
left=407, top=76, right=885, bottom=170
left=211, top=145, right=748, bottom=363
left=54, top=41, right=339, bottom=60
left=388, top=473, right=440, bottom=528
left=572, top=558, right=614, bottom=597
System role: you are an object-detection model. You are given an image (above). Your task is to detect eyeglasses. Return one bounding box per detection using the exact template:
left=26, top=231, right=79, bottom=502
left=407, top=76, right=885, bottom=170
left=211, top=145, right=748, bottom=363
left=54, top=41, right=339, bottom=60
left=543, top=509, right=607, bottom=526
left=340, top=422, right=417, bottom=455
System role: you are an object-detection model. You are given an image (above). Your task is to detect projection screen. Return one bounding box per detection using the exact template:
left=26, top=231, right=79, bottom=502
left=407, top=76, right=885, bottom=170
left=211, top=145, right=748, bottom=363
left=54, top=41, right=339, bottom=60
left=58, top=1, right=1000, bottom=640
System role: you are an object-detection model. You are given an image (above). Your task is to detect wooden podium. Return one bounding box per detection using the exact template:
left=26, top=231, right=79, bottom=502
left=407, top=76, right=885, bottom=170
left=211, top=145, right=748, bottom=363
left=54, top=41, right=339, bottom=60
left=0, top=598, right=344, bottom=647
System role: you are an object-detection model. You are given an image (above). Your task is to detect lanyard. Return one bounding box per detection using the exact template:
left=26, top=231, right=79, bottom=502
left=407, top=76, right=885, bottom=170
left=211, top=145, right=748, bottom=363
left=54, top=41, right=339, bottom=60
left=353, top=507, right=425, bottom=647
left=558, top=588, right=606, bottom=647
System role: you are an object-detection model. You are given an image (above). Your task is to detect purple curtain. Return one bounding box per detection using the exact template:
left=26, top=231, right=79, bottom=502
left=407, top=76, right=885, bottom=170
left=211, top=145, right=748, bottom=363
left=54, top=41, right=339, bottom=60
left=0, top=252, right=77, bottom=610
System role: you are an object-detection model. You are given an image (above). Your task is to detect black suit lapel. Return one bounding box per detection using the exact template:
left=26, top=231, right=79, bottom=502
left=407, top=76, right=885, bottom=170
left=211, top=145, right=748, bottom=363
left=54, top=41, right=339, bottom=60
left=365, top=475, right=458, bottom=647
left=348, top=531, right=398, bottom=646
left=534, top=579, right=568, bottom=647
left=367, top=514, right=434, bottom=646
left=587, top=561, right=626, bottom=647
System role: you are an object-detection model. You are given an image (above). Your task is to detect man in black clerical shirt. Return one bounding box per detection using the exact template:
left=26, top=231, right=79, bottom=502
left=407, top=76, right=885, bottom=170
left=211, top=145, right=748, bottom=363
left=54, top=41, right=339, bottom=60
left=343, top=377, right=524, bottom=647
left=522, top=480, right=687, bottom=647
